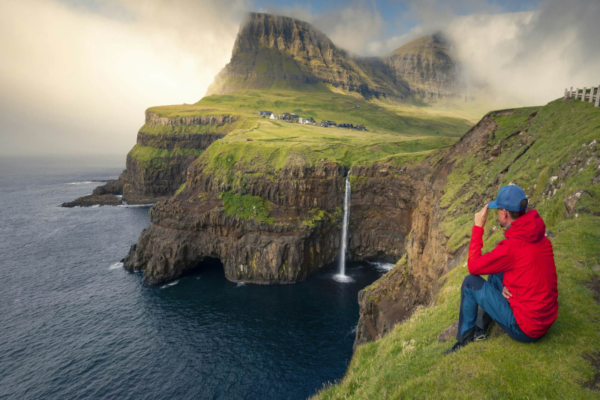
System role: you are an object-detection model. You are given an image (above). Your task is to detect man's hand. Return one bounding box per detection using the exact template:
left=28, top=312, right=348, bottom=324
left=502, top=286, right=512, bottom=300
left=474, top=203, right=489, bottom=228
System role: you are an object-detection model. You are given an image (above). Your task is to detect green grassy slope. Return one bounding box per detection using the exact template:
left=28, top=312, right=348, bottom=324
left=148, top=89, right=473, bottom=137
left=314, top=98, right=600, bottom=399
left=141, top=89, right=475, bottom=186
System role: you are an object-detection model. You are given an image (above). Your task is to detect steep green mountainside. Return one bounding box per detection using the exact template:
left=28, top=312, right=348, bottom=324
left=207, top=13, right=458, bottom=101
left=314, top=98, right=600, bottom=399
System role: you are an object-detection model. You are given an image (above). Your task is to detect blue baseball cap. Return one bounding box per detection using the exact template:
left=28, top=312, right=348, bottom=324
left=488, top=185, right=528, bottom=212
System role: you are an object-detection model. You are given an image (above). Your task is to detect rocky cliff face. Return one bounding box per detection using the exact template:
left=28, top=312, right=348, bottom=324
left=207, top=13, right=459, bottom=100
left=63, top=111, right=240, bottom=206
left=121, top=112, right=239, bottom=204
left=124, top=162, right=350, bottom=285
left=353, top=115, right=497, bottom=346
left=348, top=164, right=416, bottom=262
left=383, top=33, right=459, bottom=99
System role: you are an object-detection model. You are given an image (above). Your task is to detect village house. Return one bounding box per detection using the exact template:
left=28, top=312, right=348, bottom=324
left=269, top=113, right=278, bottom=120
left=299, top=117, right=315, bottom=125
left=258, top=111, right=273, bottom=117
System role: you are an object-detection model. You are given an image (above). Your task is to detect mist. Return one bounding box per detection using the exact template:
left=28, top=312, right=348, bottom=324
left=0, top=0, right=245, bottom=156
left=0, top=0, right=598, bottom=157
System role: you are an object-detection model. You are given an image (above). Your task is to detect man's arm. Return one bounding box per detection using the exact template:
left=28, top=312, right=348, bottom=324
left=468, top=226, right=513, bottom=275
left=468, top=204, right=513, bottom=275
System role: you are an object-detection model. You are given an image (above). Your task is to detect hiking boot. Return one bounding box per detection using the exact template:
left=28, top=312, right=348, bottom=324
left=445, top=341, right=466, bottom=355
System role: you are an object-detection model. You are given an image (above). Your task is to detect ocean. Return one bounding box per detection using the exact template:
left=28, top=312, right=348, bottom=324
left=0, top=156, right=390, bottom=400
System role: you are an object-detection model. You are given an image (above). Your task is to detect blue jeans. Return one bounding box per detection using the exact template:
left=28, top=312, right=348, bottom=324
left=457, top=273, right=540, bottom=344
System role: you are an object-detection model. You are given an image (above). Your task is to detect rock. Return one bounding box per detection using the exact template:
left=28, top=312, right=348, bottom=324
left=437, top=321, right=458, bottom=342
left=570, top=157, right=582, bottom=166
left=490, top=143, right=502, bottom=157
left=62, top=194, right=122, bottom=207
left=120, top=111, right=239, bottom=205
left=353, top=116, right=497, bottom=348
left=564, top=190, right=591, bottom=217
left=92, top=179, right=122, bottom=196
left=207, top=13, right=459, bottom=100
left=124, top=163, right=348, bottom=285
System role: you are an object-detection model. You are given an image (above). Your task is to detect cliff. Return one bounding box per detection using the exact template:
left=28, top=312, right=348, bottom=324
left=382, top=33, right=459, bottom=99
left=314, top=98, right=600, bottom=398
left=121, top=111, right=243, bottom=204
left=63, top=109, right=245, bottom=207
left=124, top=163, right=346, bottom=284
left=207, top=13, right=458, bottom=101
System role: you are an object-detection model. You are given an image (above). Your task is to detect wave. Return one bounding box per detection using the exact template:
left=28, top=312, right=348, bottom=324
left=236, top=282, right=246, bottom=287
left=160, top=280, right=179, bottom=289
left=368, top=261, right=395, bottom=272
left=119, top=203, right=154, bottom=208
left=109, top=262, right=124, bottom=270
left=66, top=181, right=95, bottom=185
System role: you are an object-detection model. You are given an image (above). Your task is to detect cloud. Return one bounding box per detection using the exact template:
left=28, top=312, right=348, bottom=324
left=1, top=0, right=598, bottom=156
left=446, top=0, right=600, bottom=105
left=359, top=0, right=600, bottom=106
left=0, top=0, right=246, bottom=156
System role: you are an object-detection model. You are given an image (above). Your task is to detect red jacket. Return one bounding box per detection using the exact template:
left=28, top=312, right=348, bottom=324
left=468, top=210, right=558, bottom=338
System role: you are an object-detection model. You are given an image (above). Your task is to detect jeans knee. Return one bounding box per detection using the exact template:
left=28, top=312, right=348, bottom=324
left=462, top=274, right=484, bottom=291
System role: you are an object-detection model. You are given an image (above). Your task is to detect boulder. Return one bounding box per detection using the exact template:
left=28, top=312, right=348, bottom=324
left=437, top=321, right=458, bottom=342
left=564, top=190, right=591, bottom=217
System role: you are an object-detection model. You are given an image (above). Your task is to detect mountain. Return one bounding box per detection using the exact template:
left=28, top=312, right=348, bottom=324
left=207, top=13, right=459, bottom=101
left=382, top=33, right=459, bottom=98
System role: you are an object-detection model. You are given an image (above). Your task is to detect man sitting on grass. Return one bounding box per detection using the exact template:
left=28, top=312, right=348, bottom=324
left=446, top=185, right=559, bottom=354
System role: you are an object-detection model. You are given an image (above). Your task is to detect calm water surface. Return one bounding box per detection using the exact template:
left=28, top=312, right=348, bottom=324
left=0, top=156, right=389, bottom=400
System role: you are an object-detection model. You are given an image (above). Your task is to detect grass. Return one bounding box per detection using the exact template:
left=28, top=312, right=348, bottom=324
left=313, top=98, right=600, bottom=399
left=220, top=191, right=275, bottom=224
left=138, top=117, right=252, bottom=136
left=127, top=144, right=204, bottom=166
left=135, top=88, right=479, bottom=186
left=315, top=217, right=600, bottom=399
left=197, top=120, right=459, bottom=183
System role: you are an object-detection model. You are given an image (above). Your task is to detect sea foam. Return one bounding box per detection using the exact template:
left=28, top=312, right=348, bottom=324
left=369, top=261, right=395, bottom=272
left=109, top=262, right=124, bottom=270
left=66, top=181, right=95, bottom=185
left=160, top=280, right=179, bottom=289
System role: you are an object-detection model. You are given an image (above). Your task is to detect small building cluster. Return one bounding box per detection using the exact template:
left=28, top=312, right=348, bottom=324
left=320, top=121, right=368, bottom=131
left=259, top=111, right=366, bottom=130
left=320, top=120, right=337, bottom=127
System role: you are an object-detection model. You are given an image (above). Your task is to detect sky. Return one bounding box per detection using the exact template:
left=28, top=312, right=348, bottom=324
left=0, top=0, right=598, bottom=156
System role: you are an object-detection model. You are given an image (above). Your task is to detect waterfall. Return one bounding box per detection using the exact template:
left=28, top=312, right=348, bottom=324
left=335, top=174, right=352, bottom=282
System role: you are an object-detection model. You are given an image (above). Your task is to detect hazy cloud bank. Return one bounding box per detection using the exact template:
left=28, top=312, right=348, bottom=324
left=0, top=0, right=245, bottom=155
left=0, top=0, right=598, bottom=156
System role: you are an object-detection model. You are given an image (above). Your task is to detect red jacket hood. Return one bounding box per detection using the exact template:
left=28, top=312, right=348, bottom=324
left=505, top=210, right=546, bottom=243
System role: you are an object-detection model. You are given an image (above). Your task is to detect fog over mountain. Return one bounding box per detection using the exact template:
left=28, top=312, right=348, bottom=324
left=0, top=0, right=598, bottom=156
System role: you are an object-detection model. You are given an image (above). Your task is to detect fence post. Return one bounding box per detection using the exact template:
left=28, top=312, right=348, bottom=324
left=583, top=87, right=587, bottom=101
left=590, top=87, right=595, bottom=103
left=596, top=85, right=600, bottom=107
left=570, top=86, right=573, bottom=98
left=564, top=88, right=568, bottom=99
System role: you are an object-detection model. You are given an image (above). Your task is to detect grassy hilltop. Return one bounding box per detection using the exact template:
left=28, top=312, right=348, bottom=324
left=314, top=98, right=600, bottom=399
left=139, top=88, right=474, bottom=175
